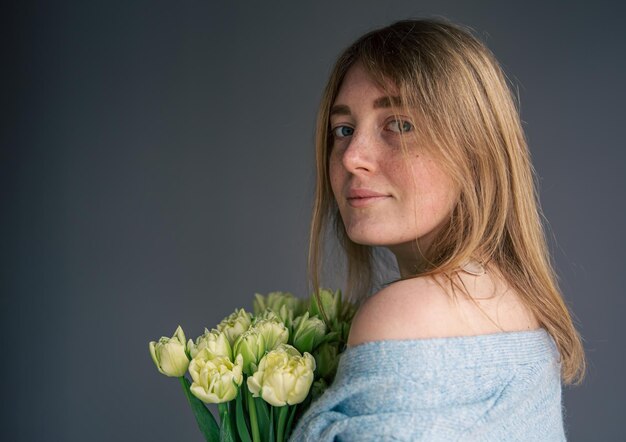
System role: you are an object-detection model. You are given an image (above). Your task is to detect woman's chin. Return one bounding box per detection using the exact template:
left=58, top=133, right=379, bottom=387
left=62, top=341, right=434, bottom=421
left=345, top=229, right=395, bottom=248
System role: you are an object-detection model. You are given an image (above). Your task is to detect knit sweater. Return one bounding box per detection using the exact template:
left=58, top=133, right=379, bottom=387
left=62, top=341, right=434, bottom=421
left=289, top=329, right=565, bottom=441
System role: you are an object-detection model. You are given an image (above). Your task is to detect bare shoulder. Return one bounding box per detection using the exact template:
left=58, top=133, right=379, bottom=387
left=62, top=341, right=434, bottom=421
left=346, top=272, right=540, bottom=348
left=347, top=276, right=461, bottom=347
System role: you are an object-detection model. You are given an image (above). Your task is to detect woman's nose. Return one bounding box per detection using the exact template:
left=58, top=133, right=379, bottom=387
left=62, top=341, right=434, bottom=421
left=341, top=129, right=377, bottom=174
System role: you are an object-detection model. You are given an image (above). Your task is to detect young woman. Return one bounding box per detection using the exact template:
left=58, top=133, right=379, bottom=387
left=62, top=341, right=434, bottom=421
left=290, top=19, right=585, bottom=441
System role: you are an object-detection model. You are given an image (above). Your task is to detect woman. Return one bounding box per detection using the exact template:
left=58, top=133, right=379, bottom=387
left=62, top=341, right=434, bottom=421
left=290, top=19, right=585, bottom=441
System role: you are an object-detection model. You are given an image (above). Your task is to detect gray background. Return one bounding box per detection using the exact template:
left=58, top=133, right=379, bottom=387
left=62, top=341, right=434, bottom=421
left=3, top=1, right=625, bottom=441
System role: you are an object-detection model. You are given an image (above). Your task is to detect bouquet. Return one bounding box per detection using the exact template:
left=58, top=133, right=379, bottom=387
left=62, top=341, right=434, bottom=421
left=149, top=289, right=356, bottom=442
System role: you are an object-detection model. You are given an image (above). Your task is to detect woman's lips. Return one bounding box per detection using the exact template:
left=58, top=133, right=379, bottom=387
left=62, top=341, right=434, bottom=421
left=346, top=189, right=391, bottom=207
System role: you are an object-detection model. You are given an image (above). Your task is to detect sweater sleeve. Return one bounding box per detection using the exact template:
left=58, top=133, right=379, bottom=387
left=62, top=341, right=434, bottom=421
left=289, top=329, right=565, bottom=442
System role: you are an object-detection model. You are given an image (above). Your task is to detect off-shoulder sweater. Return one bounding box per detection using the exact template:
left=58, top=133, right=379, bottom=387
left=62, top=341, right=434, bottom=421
left=289, top=329, right=565, bottom=441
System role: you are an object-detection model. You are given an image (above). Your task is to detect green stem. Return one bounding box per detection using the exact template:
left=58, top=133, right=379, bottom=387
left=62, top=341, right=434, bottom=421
left=276, top=406, right=289, bottom=442
left=218, top=403, right=229, bottom=426
left=228, top=400, right=238, bottom=441
left=218, top=403, right=236, bottom=442
left=285, top=405, right=297, bottom=441
left=247, top=389, right=261, bottom=442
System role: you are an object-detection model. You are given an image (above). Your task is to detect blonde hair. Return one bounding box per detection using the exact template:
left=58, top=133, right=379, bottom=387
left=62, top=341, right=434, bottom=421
left=308, top=19, right=585, bottom=384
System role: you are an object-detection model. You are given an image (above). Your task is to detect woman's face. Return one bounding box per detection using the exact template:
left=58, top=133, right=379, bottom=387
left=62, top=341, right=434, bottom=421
left=328, top=63, right=459, bottom=270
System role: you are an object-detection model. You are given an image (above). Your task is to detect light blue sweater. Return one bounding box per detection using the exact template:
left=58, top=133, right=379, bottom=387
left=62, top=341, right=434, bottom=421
left=290, top=329, right=565, bottom=441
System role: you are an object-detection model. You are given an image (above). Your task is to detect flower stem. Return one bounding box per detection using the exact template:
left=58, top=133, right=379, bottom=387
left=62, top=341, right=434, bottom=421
left=218, top=403, right=236, bottom=442
left=276, top=406, right=289, bottom=442
left=247, top=389, right=261, bottom=442
left=218, top=403, right=228, bottom=425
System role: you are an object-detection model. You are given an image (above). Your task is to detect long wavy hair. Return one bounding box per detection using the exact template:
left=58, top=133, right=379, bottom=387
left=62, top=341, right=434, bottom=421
left=308, top=19, right=585, bottom=384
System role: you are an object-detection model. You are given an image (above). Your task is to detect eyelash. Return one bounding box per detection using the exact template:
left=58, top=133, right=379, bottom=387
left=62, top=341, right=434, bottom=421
left=330, top=119, right=414, bottom=139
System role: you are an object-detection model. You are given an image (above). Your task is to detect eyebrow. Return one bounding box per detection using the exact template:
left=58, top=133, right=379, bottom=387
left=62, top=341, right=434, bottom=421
left=373, top=96, right=403, bottom=109
left=329, top=96, right=403, bottom=116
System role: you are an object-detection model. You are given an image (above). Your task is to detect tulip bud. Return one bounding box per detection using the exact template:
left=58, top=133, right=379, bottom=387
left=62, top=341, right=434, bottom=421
left=217, top=308, right=252, bottom=346
left=149, top=325, right=190, bottom=377
left=309, top=289, right=342, bottom=325
left=188, top=328, right=232, bottom=360
left=253, top=291, right=305, bottom=317
left=253, top=319, right=289, bottom=352
left=254, top=308, right=281, bottom=323
left=233, top=328, right=266, bottom=375
left=312, top=341, right=339, bottom=381
left=247, top=344, right=315, bottom=407
left=276, top=304, right=295, bottom=329
left=189, top=350, right=244, bottom=404
left=292, top=312, right=327, bottom=354
left=255, top=305, right=297, bottom=330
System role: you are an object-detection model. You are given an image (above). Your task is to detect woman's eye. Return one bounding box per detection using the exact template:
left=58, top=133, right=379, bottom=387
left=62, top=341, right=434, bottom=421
left=387, top=119, right=413, bottom=133
left=332, top=126, right=354, bottom=138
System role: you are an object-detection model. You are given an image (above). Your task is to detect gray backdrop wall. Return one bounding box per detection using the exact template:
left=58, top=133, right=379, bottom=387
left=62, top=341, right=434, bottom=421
left=3, top=1, right=625, bottom=441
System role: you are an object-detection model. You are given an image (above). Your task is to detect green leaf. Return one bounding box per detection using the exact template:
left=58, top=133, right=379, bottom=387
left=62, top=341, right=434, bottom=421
left=235, top=388, right=252, bottom=442
left=253, top=398, right=270, bottom=442
left=179, top=376, right=220, bottom=442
